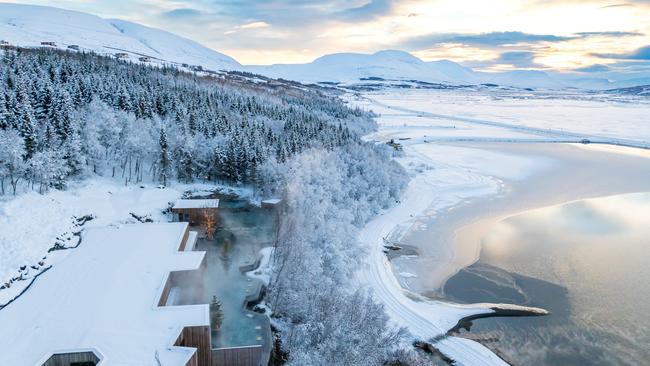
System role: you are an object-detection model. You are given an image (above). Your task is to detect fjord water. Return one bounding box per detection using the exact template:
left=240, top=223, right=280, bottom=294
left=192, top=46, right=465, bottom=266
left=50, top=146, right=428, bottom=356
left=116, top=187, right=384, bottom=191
left=444, top=192, right=650, bottom=365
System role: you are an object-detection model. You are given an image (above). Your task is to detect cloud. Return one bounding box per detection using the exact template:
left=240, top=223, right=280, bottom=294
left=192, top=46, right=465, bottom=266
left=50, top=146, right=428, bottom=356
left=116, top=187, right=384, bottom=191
left=575, top=31, right=642, bottom=37
left=461, top=50, right=546, bottom=70
left=402, top=30, right=642, bottom=51
left=574, top=64, right=611, bottom=72
left=161, top=8, right=203, bottom=19
left=240, top=21, right=270, bottom=29
left=451, top=32, right=573, bottom=45
left=334, top=0, right=394, bottom=21
left=194, top=0, right=395, bottom=28
left=493, top=51, right=543, bottom=68
left=602, top=3, right=636, bottom=8
left=402, top=31, right=575, bottom=50
left=595, top=45, right=650, bottom=59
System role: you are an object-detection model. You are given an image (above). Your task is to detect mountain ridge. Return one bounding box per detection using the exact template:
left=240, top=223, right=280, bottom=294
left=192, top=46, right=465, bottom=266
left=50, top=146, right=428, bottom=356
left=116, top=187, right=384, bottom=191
left=2, top=3, right=648, bottom=90
left=0, top=3, right=241, bottom=71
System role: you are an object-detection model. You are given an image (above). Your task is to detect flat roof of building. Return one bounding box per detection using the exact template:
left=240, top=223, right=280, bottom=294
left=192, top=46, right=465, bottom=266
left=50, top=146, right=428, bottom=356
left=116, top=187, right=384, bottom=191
left=172, top=199, right=220, bottom=209
left=0, top=222, right=208, bottom=366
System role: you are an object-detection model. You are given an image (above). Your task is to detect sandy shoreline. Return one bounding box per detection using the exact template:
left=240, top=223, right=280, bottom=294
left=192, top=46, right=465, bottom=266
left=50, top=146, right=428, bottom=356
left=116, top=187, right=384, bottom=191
left=392, top=142, right=650, bottom=298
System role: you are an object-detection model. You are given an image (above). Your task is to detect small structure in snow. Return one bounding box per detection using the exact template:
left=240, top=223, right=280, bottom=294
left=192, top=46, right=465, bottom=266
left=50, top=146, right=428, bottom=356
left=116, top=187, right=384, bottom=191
left=40, top=41, right=57, bottom=47
left=67, top=44, right=80, bottom=51
left=0, top=223, right=211, bottom=366
left=172, top=199, right=220, bottom=225
left=138, top=56, right=151, bottom=62
left=114, top=52, right=129, bottom=59
left=261, top=198, right=282, bottom=209
left=387, top=139, right=403, bottom=151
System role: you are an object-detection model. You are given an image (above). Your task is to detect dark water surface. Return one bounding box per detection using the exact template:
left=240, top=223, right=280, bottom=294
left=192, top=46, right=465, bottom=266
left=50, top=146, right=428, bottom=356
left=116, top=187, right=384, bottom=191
left=444, top=192, right=650, bottom=365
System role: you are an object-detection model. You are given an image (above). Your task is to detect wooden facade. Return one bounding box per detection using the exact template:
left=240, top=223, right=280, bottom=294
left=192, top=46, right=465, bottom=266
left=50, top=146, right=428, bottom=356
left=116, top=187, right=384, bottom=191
left=42, top=351, right=99, bottom=366
left=171, top=200, right=219, bottom=227
left=171, top=207, right=216, bottom=226
left=175, top=326, right=212, bottom=366
left=157, top=226, right=191, bottom=306
left=212, top=345, right=263, bottom=366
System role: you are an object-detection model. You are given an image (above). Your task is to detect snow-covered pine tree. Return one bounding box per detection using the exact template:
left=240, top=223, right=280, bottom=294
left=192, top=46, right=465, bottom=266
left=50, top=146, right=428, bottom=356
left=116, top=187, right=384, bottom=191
left=0, top=91, right=9, bottom=129
left=158, top=126, right=171, bottom=186
left=14, top=85, right=38, bottom=159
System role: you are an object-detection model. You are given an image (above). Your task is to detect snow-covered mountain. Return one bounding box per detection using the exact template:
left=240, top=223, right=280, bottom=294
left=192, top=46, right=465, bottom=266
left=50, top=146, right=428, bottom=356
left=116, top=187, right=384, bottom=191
left=249, top=50, right=482, bottom=85
left=0, top=3, right=241, bottom=71
left=2, top=3, right=649, bottom=91
left=250, top=50, right=621, bottom=90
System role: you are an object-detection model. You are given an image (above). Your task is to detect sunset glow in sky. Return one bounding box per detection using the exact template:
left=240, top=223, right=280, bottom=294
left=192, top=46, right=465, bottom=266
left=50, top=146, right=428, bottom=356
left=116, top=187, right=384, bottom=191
left=7, top=0, right=650, bottom=73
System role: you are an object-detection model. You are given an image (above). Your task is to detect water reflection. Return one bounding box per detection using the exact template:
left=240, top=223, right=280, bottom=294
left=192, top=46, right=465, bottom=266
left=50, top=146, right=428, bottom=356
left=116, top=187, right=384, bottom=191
left=444, top=192, right=650, bottom=365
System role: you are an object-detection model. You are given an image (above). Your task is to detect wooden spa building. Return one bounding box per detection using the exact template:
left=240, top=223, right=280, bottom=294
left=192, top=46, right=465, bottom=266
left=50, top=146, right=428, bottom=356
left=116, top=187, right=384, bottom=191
left=171, top=199, right=220, bottom=226
left=0, top=222, right=264, bottom=366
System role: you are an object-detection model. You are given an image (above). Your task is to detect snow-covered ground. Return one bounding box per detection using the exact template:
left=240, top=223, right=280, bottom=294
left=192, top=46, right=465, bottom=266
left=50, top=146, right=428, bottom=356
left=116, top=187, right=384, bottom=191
left=350, top=88, right=650, bottom=365
left=365, top=89, right=650, bottom=146
left=0, top=222, right=208, bottom=366
left=0, top=178, right=184, bottom=305
left=0, top=177, right=251, bottom=307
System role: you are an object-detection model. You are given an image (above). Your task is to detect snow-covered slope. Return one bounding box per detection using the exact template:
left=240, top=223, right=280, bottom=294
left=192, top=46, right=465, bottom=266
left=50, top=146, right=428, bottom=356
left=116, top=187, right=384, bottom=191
left=250, top=50, right=583, bottom=89
left=0, top=3, right=241, bottom=71
left=250, top=50, right=481, bottom=85
left=252, top=50, right=650, bottom=90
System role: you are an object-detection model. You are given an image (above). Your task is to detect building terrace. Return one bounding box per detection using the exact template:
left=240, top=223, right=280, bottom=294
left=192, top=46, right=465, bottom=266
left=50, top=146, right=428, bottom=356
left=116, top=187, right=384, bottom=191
left=0, top=222, right=210, bottom=366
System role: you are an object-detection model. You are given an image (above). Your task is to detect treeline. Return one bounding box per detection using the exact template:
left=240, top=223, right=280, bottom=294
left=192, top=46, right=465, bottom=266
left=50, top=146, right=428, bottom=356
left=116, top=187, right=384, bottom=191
left=0, top=48, right=372, bottom=194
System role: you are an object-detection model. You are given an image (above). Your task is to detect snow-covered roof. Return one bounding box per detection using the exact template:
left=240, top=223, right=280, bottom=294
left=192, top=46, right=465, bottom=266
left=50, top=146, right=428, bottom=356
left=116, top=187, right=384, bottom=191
left=0, top=222, right=208, bottom=366
left=261, top=198, right=282, bottom=205
left=172, top=199, right=220, bottom=209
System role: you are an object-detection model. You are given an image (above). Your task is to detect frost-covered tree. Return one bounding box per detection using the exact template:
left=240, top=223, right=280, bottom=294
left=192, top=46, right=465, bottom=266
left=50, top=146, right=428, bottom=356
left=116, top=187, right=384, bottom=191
left=14, top=86, right=38, bottom=159
left=0, top=129, right=27, bottom=195
left=0, top=48, right=368, bottom=190
left=0, top=91, right=10, bottom=129
left=28, top=150, right=69, bottom=192
left=158, top=126, right=171, bottom=186
left=267, top=144, right=408, bottom=364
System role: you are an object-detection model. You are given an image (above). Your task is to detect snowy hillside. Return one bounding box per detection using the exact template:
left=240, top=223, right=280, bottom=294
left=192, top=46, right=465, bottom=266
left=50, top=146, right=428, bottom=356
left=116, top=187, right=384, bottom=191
left=607, top=84, right=650, bottom=96
left=249, top=50, right=481, bottom=85
left=251, top=50, right=650, bottom=90
left=250, top=50, right=581, bottom=89
left=0, top=3, right=241, bottom=71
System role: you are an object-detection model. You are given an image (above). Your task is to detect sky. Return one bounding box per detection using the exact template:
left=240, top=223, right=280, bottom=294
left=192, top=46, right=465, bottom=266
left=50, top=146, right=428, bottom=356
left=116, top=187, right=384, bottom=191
left=6, top=0, right=650, bottom=75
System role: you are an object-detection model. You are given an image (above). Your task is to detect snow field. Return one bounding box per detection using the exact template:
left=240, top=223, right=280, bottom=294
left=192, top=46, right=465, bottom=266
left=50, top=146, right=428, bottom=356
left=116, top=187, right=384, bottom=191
left=0, top=178, right=184, bottom=305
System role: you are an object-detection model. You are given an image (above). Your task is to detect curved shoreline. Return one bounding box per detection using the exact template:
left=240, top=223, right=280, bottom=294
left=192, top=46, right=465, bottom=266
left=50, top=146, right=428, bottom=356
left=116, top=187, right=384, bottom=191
left=357, top=142, right=650, bottom=365
left=352, top=92, right=650, bottom=365
left=393, top=142, right=650, bottom=299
